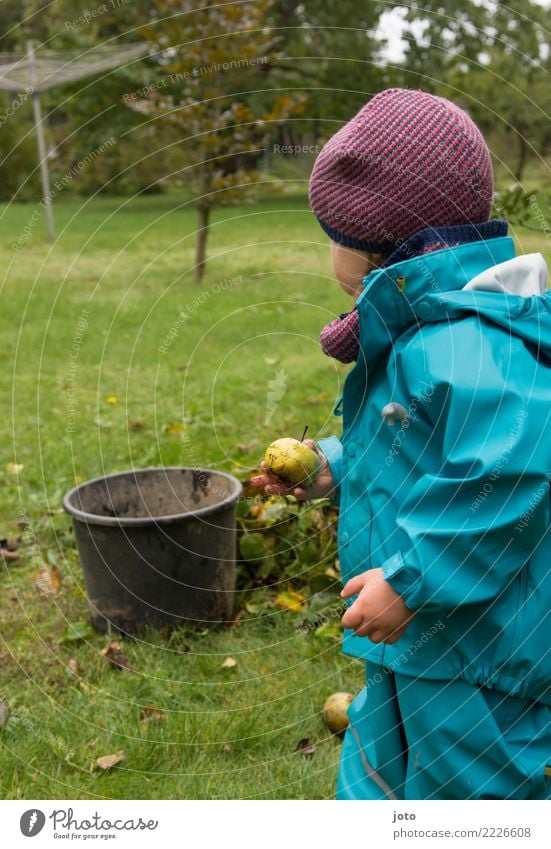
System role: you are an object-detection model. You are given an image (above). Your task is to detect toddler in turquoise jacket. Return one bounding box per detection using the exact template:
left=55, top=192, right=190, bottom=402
left=253, top=88, right=551, bottom=800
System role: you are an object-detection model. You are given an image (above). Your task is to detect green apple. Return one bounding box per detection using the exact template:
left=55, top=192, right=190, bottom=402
left=322, top=692, right=354, bottom=735
left=264, top=437, right=320, bottom=487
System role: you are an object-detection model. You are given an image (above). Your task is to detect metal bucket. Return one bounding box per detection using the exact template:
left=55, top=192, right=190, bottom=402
left=63, top=467, right=242, bottom=635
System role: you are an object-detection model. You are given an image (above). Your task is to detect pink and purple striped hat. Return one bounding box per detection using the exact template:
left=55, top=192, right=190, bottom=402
left=309, top=88, right=494, bottom=252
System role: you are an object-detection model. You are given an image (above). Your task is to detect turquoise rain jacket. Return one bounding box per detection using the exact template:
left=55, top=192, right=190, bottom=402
left=318, top=235, right=551, bottom=706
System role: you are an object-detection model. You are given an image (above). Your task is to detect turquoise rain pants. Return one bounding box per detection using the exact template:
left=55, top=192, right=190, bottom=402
left=337, top=662, right=551, bottom=800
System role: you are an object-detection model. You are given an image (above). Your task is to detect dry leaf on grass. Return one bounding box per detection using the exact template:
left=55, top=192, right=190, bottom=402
left=139, top=705, right=164, bottom=731
left=167, top=422, right=185, bottom=434
left=100, top=640, right=132, bottom=671
left=67, top=658, right=80, bottom=676
left=229, top=609, right=246, bottom=629
left=275, top=590, right=306, bottom=613
left=295, top=738, right=316, bottom=757
left=96, top=751, right=125, bottom=770
left=221, top=656, right=237, bottom=669
left=34, top=565, right=62, bottom=595
left=6, top=462, right=24, bottom=474
left=0, top=699, right=8, bottom=726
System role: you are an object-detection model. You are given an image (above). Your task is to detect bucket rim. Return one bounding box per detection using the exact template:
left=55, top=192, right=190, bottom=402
left=62, top=466, right=243, bottom=527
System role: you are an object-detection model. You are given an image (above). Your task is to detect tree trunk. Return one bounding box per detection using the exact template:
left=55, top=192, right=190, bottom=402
left=194, top=200, right=210, bottom=283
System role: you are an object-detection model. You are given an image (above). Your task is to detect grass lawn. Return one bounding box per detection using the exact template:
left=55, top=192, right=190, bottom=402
left=0, top=190, right=363, bottom=800
left=1, top=189, right=549, bottom=799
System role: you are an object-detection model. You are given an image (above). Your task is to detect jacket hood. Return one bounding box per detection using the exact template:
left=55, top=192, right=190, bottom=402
left=438, top=252, right=551, bottom=355
left=355, top=236, right=551, bottom=370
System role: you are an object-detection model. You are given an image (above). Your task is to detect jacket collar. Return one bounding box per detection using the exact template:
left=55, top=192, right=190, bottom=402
left=382, top=220, right=508, bottom=268
left=354, top=233, right=516, bottom=369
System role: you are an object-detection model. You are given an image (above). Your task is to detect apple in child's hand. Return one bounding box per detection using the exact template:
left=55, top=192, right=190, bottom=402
left=264, top=438, right=321, bottom=487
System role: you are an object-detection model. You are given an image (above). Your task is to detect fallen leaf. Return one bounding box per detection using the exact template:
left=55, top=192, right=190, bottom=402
left=222, top=741, right=232, bottom=752
left=106, top=395, right=118, bottom=404
left=100, top=640, right=132, bottom=671
left=167, top=422, right=185, bottom=434
left=245, top=602, right=259, bottom=614
left=139, top=704, right=164, bottom=725
left=0, top=699, right=8, bottom=726
left=236, top=441, right=257, bottom=453
left=229, top=609, right=246, bottom=629
left=60, top=621, right=93, bottom=644
left=315, top=624, right=342, bottom=641
left=67, top=658, right=80, bottom=676
left=6, top=462, right=24, bottom=474
left=264, top=357, right=278, bottom=365
left=221, top=656, right=237, bottom=669
left=275, top=590, right=306, bottom=613
left=34, top=565, right=62, bottom=595
left=96, top=750, right=125, bottom=770
left=296, top=737, right=316, bottom=757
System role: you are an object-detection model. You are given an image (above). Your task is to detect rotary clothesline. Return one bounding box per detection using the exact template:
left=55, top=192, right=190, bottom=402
left=0, top=42, right=148, bottom=239
left=0, top=44, right=147, bottom=93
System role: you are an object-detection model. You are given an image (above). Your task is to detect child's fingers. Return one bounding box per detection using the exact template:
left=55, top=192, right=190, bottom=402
left=340, top=574, right=367, bottom=598
left=250, top=465, right=285, bottom=488
left=266, top=483, right=291, bottom=495
left=341, top=600, right=365, bottom=631
left=249, top=473, right=270, bottom=486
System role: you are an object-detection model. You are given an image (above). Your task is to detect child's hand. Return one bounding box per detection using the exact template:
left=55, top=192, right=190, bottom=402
left=250, top=439, right=335, bottom=502
left=340, top=568, right=415, bottom=644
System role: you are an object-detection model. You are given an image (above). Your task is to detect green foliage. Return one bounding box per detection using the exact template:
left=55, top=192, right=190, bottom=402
left=492, top=183, right=537, bottom=228
left=0, top=94, right=41, bottom=201
left=395, top=0, right=551, bottom=182
left=139, top=2, right=305, bottom=200
left=236, top=494, right=340, bottom=595
left=266, top=0, right=391, bottom=128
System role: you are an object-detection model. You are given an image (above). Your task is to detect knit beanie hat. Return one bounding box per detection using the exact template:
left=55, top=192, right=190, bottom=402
left=309, top=88, right=494, bottom=252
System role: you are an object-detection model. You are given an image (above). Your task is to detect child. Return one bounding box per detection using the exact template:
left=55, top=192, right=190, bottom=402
left=252, top=88, right=551, bottom=800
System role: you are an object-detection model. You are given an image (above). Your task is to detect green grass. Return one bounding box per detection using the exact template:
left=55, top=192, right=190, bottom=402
left=1, top=188, right=550, bottom=800
left=0, top=190, right=363, bottom=800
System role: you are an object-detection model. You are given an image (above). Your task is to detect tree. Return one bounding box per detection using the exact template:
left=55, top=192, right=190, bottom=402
left=138, top=0, right=304, bottom=282
left=266, top=0, right=391, bottom=126
left=0, top=0, right=160, bottom=202
left=394, top=0, right=551, bottom=183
